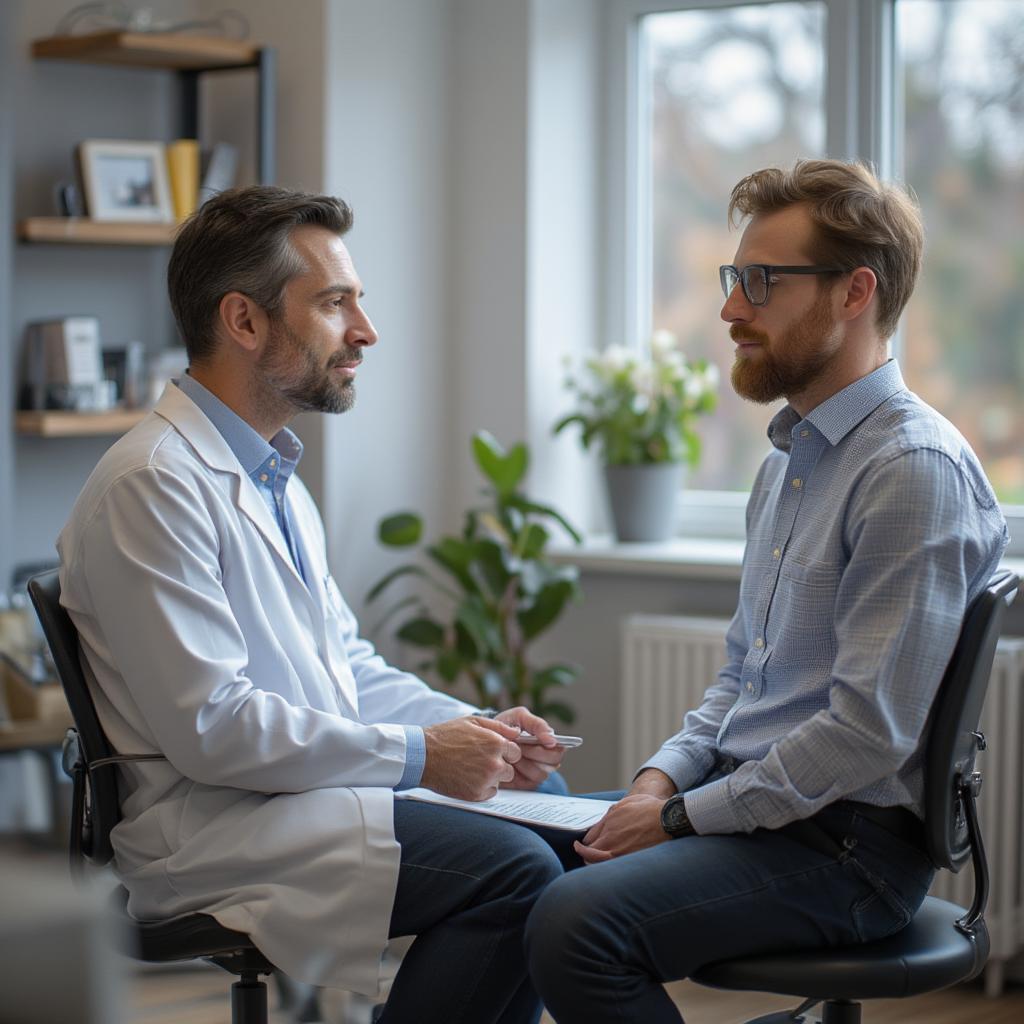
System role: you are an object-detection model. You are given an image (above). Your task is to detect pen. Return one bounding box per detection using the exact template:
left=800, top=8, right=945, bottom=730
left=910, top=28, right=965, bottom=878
left=516, top=733, right=583, bottom=748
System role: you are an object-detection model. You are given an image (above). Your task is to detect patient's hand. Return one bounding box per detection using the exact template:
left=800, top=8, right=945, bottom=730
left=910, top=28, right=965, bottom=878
left=573, top=793, right=670, bottom=864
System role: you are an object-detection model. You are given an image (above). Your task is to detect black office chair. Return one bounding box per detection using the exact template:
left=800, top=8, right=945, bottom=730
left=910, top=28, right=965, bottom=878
left=691, top=568, right=1020, bottom=1024
left=27, top=569, right=276, bottom=1024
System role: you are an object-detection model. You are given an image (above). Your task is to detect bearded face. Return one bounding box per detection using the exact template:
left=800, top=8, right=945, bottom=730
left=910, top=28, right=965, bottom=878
left=730, top=287, right=842, bottom=405
left=257, top=312, right=362, bottom=415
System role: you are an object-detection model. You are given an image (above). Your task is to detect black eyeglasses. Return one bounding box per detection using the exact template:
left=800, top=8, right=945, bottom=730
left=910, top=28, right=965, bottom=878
left=719, top=264, right=845, bottom=306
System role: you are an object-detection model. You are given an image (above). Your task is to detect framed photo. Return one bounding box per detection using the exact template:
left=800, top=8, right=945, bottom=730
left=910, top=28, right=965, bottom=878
left=78, top=140, right=174, bottom=223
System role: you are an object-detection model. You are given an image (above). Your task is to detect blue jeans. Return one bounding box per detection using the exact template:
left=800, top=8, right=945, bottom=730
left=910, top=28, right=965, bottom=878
left=525, top=795, right=935, bottom=1024
left=379, top=774, right=569, bottom=1024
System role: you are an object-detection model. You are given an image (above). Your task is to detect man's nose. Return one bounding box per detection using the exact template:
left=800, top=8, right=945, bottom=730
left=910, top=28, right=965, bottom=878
left=349, top=307, right=378, bottom=347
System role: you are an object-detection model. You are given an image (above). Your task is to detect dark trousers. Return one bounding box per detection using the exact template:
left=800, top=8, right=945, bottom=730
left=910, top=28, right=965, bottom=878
left=379, top=774, right=569, bottom=1024
left=525, top=798, right=935, bottom=1024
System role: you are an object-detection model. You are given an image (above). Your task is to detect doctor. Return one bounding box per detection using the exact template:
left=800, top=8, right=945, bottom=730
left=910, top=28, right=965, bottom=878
left=58, top=185, right=566, bottom=1024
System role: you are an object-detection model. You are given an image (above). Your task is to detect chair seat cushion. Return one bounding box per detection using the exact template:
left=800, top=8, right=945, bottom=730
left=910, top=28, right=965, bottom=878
left=692, top=897, right=989, bottom=1000
left=114, top=886, right=274, bottom=973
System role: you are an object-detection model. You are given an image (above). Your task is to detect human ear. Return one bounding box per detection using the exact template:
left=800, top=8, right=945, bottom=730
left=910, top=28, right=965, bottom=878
left=840, top=267, right=878, bottom=322
left=217, top=292, right=268, bottom=354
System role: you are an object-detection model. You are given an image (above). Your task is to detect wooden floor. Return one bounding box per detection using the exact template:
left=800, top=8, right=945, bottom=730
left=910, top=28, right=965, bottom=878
left=126, top=964, right=1024, bottom=1023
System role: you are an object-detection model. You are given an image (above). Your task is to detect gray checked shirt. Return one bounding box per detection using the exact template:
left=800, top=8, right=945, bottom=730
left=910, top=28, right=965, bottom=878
left=641, top=360, right=1009, bottom=835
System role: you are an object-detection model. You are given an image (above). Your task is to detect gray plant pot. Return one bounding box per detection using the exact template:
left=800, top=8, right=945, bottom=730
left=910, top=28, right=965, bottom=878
left=603, top=462, right=683, bottom=542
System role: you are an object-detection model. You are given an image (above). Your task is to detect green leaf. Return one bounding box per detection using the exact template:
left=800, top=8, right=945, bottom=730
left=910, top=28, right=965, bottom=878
left=378, top=512, right=423, bottom=547
left=506, top=496, right=582, bottom=544
left=427, top=538, right=478, bottom=592
left=365, top=564, right=438, bottom=604
left=472, top=431, right=528, bottom=498
left=517, top=522, right=549, bottom=559
left=471, top=538, right=512, bottom=599
left=396, top=617, right=445, bottom=648
left=456, top=598, right=502, bottom=656
left=517, top=579, right=577, bottom=639
left=552, top=413, right=587, bottom=436
left=437, top=648, right=464, bottom=683
left=532, top=664, right=579, bottom=691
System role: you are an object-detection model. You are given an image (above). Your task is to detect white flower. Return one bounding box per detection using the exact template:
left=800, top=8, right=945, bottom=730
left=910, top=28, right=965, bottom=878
left=597, top=345, right=633, bottom=373
left=651, top=329, right=677, bottom=359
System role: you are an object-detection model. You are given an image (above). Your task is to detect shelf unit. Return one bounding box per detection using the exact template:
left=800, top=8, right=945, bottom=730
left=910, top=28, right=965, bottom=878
left=13, top=32, right=277, bottom=442
left=17, top=217, right=176, bottom=246
left=15, top=409, right=148, bottom=438
left=29, top=29, right=277, bottom=202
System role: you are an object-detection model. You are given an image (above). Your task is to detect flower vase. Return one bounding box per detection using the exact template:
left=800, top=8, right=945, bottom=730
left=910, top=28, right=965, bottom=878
left=603, top=463, right=682, bottom=542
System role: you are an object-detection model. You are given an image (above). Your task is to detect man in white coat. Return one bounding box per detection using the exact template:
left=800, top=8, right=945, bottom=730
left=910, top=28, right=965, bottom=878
left=57, top=186, right=567, bottom=1024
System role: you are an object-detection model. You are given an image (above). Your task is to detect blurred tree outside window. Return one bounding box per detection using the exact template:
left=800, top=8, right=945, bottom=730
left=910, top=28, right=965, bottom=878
left=897, top=0, right=1024, bottom=506
left=644, top=2, right=826, bottom=492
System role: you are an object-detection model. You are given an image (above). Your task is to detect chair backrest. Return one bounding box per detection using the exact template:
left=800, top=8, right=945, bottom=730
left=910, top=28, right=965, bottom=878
left=924, top=569, right=1019, bottom=872
left=27, top=569, right=120, bottom=865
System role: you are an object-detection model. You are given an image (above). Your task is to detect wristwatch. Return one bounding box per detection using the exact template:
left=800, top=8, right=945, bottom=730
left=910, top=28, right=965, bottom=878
left=661, top=794, right=696, bottom=838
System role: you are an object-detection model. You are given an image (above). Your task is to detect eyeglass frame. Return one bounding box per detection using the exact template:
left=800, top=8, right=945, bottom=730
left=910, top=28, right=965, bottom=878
left=719, top=264, right=846, bottom=306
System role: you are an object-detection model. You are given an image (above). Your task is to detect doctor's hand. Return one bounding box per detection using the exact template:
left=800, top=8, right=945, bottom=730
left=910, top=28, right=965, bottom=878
left=421, top=716, right=523, bottom=802
left=573, top=793, right=670, bottom=865
left=495, top=706, right=565, bottom=790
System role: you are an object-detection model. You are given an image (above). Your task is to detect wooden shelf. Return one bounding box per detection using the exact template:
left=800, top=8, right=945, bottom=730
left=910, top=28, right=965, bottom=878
left=32, top=31, right=259, bottom=70
left=18, top=217, right=177, bottom=246
left=15, top=409, right=148, bottom=438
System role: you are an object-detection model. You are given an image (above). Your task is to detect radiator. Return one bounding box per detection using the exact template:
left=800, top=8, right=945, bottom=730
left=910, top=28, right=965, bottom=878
left=621, top=614, right=1024, bottom=993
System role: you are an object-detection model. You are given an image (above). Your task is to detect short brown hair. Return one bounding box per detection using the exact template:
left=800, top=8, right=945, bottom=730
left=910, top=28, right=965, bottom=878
left=167, top=185, right=353, bottom=363
left=728, top=159, right=924, bottom=339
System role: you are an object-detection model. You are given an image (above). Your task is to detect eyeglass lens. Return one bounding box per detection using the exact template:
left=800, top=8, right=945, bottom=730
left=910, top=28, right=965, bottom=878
left=721, top=265, right=769, bottom=304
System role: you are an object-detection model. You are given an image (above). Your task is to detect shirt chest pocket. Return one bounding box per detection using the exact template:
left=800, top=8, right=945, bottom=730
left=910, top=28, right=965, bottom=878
left=774, top=557, right=842, bottom=647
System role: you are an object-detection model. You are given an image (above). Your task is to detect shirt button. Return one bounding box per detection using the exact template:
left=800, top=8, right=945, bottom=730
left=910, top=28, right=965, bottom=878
left=746, top=681, right=754, bottom=693
left=269, top=459, right=277, bottom=468
left=791, top=478, right=802, bottom=488
left=754, top=637, right=764, bottom=649
left=772, top=548, right=781, bottom=559
left=259, top=473, right=269, bottom=483
left=800, top=429, right=809, bottom=438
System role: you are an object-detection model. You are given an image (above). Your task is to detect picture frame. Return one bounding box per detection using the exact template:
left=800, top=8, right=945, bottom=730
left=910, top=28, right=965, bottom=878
left=77, top=139, right=174, bottom=223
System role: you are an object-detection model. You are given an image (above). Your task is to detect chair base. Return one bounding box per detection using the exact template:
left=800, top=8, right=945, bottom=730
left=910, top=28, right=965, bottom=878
left=744, top=999, right=861, bottom=1024
left=232, top=971, right=268, bottom=1024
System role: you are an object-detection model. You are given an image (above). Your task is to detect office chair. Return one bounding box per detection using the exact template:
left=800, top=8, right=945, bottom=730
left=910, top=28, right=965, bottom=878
left=691, top=568, right=1020, bottom=1024
left=27, top=569, right=276, bottom=1024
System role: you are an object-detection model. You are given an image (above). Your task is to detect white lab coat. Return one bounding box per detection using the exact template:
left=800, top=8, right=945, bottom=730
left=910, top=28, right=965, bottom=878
left=57, top=383, right=475, bottom=994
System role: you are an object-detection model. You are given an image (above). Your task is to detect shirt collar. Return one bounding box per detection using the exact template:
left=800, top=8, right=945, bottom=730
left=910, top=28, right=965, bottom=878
left=174, top=373, right=303, bottom=475
left=767, top=359, right=906, bottom=452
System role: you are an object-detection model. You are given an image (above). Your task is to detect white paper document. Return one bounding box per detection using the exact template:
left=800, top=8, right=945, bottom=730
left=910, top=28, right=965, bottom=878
left=396, top=788, right=614, bottom=832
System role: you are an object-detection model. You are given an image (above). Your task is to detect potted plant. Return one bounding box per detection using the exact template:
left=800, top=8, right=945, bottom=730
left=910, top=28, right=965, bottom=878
left=554, top=330, right=719, bottom=542
left=366, top=431, right=583, bottom=724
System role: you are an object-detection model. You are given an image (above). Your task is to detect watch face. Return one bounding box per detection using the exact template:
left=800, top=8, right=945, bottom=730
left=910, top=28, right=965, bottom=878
left=662, top=796, right=691, bottom=836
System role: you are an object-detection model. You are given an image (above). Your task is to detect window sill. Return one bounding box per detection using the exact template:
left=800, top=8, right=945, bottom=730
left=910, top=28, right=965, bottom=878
left=548, top=536, right=744, bottom=581
left=550, top=536, right=1024, bottom=589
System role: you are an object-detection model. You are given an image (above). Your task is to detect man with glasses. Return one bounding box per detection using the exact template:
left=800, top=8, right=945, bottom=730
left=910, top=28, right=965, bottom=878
left=526, top=159, right=1008, bottom=1023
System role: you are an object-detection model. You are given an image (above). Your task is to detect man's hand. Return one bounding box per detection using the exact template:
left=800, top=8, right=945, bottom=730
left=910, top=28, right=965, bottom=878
left=421, top=716, right=523, bottom=801
left=573, top=793, right=671, bottom=864
left=496, top=706, right=565, bottom=790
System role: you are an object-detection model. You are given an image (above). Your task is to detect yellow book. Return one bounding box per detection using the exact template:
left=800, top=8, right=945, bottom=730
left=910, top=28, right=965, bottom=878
left=166, top=139, right=200, bottom=222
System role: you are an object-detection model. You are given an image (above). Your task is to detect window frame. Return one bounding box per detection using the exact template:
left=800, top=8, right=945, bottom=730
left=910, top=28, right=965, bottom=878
left=603, top=0, right=1023, bottom=551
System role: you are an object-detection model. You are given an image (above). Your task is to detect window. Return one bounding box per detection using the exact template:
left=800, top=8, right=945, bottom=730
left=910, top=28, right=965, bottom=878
left=896, top=0, right=1024, bottom=507
left=610, top=0, right=1023, bottom=543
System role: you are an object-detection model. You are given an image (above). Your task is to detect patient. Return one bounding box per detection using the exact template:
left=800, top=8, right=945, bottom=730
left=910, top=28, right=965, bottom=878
left=525, top=159, right=1008, bottom=1023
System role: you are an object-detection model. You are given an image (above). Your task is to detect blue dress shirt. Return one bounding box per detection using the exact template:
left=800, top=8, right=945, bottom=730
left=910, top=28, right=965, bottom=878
left=641, top=360, right=1008, bottom=834
left=174, top=374, right=426, bottom=789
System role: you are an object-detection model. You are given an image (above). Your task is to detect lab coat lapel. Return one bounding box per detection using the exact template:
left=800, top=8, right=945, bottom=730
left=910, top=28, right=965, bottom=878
left=153, top=385, right=312, bottom=598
